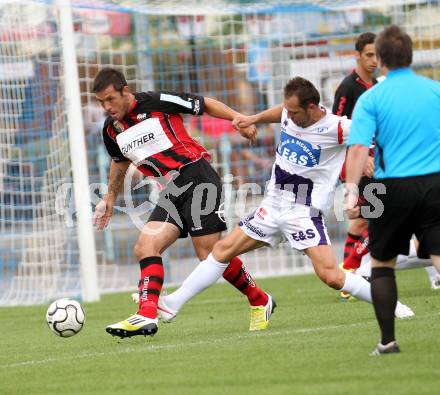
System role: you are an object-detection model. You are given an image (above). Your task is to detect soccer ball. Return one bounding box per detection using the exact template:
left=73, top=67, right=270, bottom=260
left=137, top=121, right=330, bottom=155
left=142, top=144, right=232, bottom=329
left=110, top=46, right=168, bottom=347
left=46, top=298, right=85, bottom=337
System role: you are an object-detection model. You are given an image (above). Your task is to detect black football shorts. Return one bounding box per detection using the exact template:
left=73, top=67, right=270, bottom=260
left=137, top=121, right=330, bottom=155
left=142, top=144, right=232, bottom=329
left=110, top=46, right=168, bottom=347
left=148, top=158, right=227, bottom=238
left=369, top=172, right=440, bottom=260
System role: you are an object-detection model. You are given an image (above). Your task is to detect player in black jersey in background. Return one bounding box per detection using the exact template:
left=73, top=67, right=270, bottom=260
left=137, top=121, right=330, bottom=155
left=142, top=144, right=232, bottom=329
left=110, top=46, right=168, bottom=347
left=332, top=33, right=377, bottom=298
left=92, top=68, right=275, bottom=338
left=333, top=32, right=378, bottom=119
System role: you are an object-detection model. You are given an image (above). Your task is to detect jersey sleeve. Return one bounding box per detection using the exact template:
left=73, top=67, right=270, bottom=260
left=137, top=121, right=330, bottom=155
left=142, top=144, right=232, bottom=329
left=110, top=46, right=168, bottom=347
left=339, top=116, right=351, bottom=145
left=102, top=124, right=128, bottom=162
left=332, top=82, right=354, bottom=117
left=347, top=91, right=376, bottom=148
left=147, top=91, right=205, bottom=116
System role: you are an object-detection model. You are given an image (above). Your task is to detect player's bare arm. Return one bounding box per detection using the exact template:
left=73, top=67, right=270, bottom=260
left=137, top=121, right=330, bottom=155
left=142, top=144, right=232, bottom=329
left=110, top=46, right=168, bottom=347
left=232, top=104, right=283, bottom=129
left=93, top=160, right=130, bottom=230
left=346, top=144, right=369, bottom=185
left=363, top=155, right=375, bottom=178
left=204, top=96, right=257, bottom=143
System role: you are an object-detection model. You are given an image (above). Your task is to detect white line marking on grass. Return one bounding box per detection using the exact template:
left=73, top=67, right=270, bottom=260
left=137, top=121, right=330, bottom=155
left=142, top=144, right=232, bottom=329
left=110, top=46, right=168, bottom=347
left=1, top=311, right=434, bottom=370
left=0, top=320, right=374, bottom=370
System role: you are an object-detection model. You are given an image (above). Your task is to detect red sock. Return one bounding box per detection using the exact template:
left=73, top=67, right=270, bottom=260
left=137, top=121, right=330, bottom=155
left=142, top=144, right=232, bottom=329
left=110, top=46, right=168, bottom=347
left=137, top=256, right=164, bottom=319
left=343, top=232, right=362, bottom=264
left=223, top=256, right=268, bottom=306
left=343, top=230, right=370, bottom=270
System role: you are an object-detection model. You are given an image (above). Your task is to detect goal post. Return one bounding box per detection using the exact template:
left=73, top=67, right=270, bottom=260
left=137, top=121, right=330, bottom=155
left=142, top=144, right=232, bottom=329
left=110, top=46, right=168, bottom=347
left=0, top=0, right=100, bottom=305
left=58, top=0, right=99, bottom=302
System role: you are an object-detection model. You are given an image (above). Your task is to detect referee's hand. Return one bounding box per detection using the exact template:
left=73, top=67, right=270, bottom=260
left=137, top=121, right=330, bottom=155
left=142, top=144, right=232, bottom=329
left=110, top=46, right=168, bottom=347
left=93, top=198, right=113, bottom=230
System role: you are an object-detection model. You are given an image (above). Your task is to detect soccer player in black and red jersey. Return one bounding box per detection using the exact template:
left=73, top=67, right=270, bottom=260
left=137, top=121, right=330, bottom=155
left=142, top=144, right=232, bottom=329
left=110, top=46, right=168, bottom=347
left=332, top=33, right=377, bottom=298
left=92, top=68, right=275, bottom=338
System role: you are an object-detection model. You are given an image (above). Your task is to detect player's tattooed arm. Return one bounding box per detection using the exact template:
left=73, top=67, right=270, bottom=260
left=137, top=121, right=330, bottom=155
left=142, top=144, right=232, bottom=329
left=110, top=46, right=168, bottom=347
left=107, top=160, right=130, bottom=200
left=93, top=160, right=130, bottom=230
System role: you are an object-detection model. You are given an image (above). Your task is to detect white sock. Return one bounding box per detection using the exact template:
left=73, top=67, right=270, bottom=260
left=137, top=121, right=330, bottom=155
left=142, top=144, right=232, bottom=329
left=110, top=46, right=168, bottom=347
left=425, top=266, right=440, bottom=283
left=356, top=259, right=371, bottom=278
left=164, top=253, right=228, bottom=312
left=340, top=272, right=372, bottom=303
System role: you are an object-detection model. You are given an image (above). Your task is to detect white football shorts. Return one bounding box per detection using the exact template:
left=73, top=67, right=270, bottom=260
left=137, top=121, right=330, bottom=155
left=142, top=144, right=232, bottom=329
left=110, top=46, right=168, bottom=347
left=238, top=196, right=331, bottom=250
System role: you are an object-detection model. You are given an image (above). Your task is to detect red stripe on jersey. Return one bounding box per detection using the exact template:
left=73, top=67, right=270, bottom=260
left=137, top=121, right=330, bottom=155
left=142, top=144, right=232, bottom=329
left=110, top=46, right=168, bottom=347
left=127, top=100, right=141, bottom=125
left=152, top=112, right=210, bottom=164
left=127, top=112, right=138, bottom=125
left=106, top=109, right=211, bottom=177
left=107, top=124, right=117, bottom=140
left=355, top=77, right=373, bottom=90
left=155, top=151, right=187, bottom=172
left=167, top=113, right=210, bottom=160
left=151, top=111, right=181, bottom=147
left=122, top=119, right=131, bottom=130
left=137, top=166, right=156, bottom=178
left=337, top=121, right=343, bottom=144
left=127, top=97, right=138, bottom=114
left=336, top=96, right=347, bottom=117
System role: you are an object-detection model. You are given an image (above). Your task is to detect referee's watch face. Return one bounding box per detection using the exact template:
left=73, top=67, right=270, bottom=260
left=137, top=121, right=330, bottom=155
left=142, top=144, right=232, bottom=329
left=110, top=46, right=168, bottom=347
left=95, top=85, right=132, bottom=121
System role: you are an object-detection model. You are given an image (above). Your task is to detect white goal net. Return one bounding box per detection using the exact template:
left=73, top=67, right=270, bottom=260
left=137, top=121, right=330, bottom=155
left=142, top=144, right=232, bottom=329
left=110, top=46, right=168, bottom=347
left=1, top=0, right=439, bottom=305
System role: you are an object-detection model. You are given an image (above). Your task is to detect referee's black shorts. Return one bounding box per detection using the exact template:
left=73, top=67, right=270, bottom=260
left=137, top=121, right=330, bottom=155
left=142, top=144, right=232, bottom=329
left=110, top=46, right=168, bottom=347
left=148, top=158, right=227, bottom=238
left=369, top=172, right=440, bottom=261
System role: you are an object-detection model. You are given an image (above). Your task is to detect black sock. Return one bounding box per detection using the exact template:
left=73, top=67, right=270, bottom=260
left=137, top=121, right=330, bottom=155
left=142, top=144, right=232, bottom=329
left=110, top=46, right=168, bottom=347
left=370, top=267, right=397, bottom=345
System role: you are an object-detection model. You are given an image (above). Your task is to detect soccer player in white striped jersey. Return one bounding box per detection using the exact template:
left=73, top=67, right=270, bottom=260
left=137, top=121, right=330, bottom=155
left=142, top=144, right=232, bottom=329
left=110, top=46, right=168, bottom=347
left=157, top=77, right=412, bottom=327
left=224, top=77, right=373, bottom=304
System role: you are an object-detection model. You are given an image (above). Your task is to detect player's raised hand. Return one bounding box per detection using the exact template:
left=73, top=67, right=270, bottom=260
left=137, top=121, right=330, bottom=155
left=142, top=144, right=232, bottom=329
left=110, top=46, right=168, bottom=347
left=93, top=197, right=114, bottom=230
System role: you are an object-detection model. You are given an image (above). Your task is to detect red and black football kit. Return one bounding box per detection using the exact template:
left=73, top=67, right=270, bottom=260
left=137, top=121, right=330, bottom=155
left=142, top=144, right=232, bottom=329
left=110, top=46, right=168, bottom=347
left=100, top=91, right=270, bottom=325
left=332, top=70, right=377, bottom=119
left=102, top=91, right=226, bottom=237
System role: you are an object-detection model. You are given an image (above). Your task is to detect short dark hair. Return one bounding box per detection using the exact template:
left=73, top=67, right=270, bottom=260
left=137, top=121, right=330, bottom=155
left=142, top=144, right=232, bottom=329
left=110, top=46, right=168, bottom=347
left=92, top=68, right=128, bottom=93
left=376, top=25, right=412, bottom=69
left=355, top=32, right=376, bottom=53
left=284, top=77, right=320, bottom=109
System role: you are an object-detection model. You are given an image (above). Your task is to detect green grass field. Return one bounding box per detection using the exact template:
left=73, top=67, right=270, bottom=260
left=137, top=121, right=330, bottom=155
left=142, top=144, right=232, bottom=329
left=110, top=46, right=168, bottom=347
left=1, top=268, right=439, bottom=395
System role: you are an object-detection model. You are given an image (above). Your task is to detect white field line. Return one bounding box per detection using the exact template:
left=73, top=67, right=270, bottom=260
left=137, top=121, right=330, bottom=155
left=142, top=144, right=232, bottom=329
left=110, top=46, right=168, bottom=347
left=0, top=319, right=377, bottom=370
left=2, top=311, right=437, bottom=371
